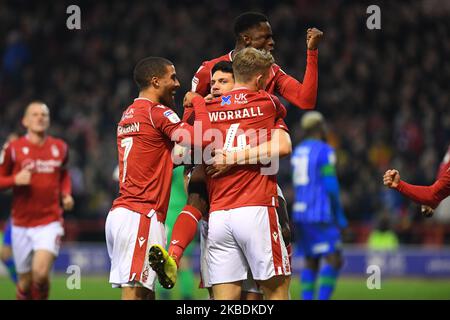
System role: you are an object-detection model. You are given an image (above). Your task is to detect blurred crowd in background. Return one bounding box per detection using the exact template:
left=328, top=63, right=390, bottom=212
left=1, top=0, right=449, bottom=244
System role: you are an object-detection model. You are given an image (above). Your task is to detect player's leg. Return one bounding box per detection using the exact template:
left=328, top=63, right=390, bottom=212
left=199, top=219, right=214, bottom=299
left=294, top=222, right=321, bottom=300
left=106, top=208, right=162, bottom=299
left=301, top=256, right=320, bottom=300
left=317, top=252, right=343, bottom=300
left=212, top=282, right=242, bottom=300
left=207, top=209, right=247, bottom=300
left=121, top=285, right=154, bottom=300
left=317, top=225, right=344, bottom=300
left=29, top=221, right=64, bottom=300
left=167, top=165, right=208, bottom=266
left=149, top=166, right=208, bottom=288
left=11, top=224, right=33, bottom=299
left=258, top=275, right=291, bottom=300
left=241, top=276, right=264, bottom=300
left=234, top=206, right=291, bottom=300
left=30, top=250, right=55, bottom=300
left=1, top=220, right=17, bottom=283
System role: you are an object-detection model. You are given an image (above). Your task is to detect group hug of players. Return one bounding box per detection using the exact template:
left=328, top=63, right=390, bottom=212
left=1, top=12, right=449, bottom=300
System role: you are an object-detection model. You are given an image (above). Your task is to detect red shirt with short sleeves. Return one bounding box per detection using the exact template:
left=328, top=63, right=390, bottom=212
left=204, top=88, right=288, bottom=212
left=0, top=135, right=71, bottom=227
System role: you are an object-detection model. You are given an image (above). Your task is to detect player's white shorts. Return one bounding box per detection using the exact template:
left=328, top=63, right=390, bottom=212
left=105, top=207, right=166, bottom=291
left=11, top=221, right=64, bottom=274
left=200, top=219, right=263, bottom=294
left=206, top=206, right=291, bottom=286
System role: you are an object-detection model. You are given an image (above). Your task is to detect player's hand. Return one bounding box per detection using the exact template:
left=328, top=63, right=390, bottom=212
left=183, top=92, right=202, bottom=107
left=204, top=94, right=214, bottom=103
left=306, top=28, right=323, bottom=50
left=14, top=169, right=31, bottom=186
left=383, top=169, right=400, bottom=188
left=205, top=149, right=234, bottom=178
left=62, top=194, right=75, bottom=211
left=421, top=205, right=434, bottom=218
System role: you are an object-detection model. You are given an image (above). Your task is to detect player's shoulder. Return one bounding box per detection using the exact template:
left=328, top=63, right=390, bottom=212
left=8, top=136, right=27, bottom=148
left=47, top=136, right=68, bottom=148
left=199, top=52, right=232, bottom=70
left=271, top=63, right=286, bottom=76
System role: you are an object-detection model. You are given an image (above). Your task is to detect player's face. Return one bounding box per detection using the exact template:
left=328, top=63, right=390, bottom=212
left=246, top=22, right=275, bottom=52
left=23, top=103, right=50, bottom=134
left=210, top=71, right=235, bottom=98
left=159, top=64, right=180, bottom=108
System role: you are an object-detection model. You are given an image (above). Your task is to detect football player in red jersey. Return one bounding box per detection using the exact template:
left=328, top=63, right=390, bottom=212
left=151, top=49, right=292, bottom=300
left=106, top=57, right=211, bottom=300
left=384, top=145, right=450, bottom=217
left=204, top=48, right=292, bottom=300
left=189, top=12, right=322, bottom=112
left=0, top=102, right=74, bottom=300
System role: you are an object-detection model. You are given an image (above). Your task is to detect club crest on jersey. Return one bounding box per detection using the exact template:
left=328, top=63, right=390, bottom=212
left=51, top=145, right=60, bottom=157
left=163, top=110, right=180, bottom=124
left=234, top=93, right=248, bottom=104
left=22, top=147, right=29, bottom=155
left=221, top=95, right=231, bottom=106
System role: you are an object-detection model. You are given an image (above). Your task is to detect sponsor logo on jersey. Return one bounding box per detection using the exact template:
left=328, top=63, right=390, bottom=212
left=117, top=122, right=140, bottom=136
left=220, top=95, right=231, bottom=106
left=163, top=110, right=181, bottom=124
left=234, top=93, right=248, bottom=104
left=121, top=108, right=134, bottom=121
left=51, top=145, right=60, bottom=158
left=21, top=159, right=62, bottom=173
left=208, top=107, right=264, bottom=122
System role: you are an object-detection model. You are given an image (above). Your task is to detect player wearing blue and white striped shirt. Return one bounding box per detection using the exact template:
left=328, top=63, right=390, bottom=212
left=291, top=111, right=347, bottom=300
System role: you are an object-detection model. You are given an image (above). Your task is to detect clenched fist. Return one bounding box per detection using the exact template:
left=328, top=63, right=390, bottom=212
left=383, top=169, right=401, bottom=188
left=307, top=28, right=323, bottom=50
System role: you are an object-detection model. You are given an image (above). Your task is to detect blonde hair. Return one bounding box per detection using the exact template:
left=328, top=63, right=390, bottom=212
left=232, top=48, right=274, bottom=83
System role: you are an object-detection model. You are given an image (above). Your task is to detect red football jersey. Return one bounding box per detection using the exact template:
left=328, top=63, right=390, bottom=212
left=204, top=88, right=288, bottom=212
left=0, top=135, right=71, bottom=227
left=111, top=97, right=210, bottom=222
left=191, top=49, right=318, bottom=109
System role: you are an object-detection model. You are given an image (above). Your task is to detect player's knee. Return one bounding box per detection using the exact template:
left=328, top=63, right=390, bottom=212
left=32, top=267, right=50, bottom=285
left=326, top=252, right=344, bottom=270
left=186, top=192, right=209, bottom=217
left=0, top=247, right=12, bottom=262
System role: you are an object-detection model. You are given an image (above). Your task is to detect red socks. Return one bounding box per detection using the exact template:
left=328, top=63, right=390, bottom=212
left=16, top=286, right=31, bottom=300
left=168, top=205, right=203, bottom=267
left=31, top=282, right=49, bottom=300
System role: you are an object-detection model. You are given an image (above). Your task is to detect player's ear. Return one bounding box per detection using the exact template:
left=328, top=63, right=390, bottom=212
left=256, top=74, right=265, bottom=90
left=21, top=116, right=28, bottom=128
left=242, top=33, right=252, bottom=46
left=150, top=76, right=159, bottom=88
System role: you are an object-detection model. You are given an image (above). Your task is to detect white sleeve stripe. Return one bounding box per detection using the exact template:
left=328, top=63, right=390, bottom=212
left=148, top=106, right=156, bottom=128
left=266, top=92, right=277, bottom=110
left=180, top=210, right=199, bottom=223
left=11, top=146, right=15, bottom=162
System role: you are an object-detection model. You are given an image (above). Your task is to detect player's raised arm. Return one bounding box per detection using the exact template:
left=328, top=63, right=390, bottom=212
left=384, top=168, right=450, bottom=209
left=275, top=28, right=322, bottom=110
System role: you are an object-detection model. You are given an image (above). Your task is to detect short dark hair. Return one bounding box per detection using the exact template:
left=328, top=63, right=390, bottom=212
left=211, top=61, right=234, bottom=76
left=234, top=12, right=269, bottom=38
left=133, top=57, right=173, bottom=90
